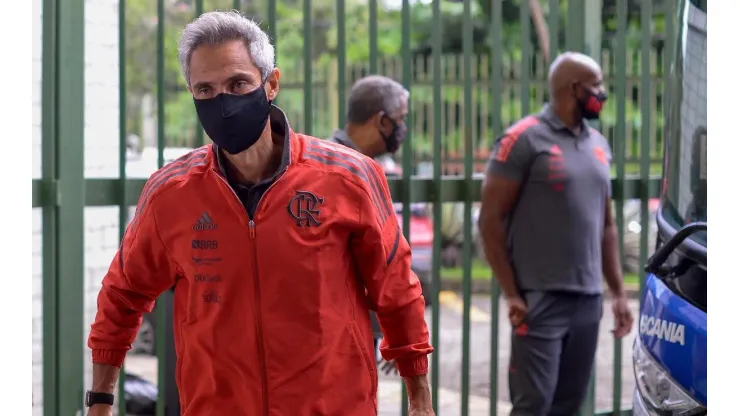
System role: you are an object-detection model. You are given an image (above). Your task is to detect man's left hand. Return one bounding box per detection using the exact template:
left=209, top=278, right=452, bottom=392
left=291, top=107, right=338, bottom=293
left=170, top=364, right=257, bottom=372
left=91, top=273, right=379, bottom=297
left=611, top=294, right=634, bottom=338
left=378, top=358, right=399, bottom=376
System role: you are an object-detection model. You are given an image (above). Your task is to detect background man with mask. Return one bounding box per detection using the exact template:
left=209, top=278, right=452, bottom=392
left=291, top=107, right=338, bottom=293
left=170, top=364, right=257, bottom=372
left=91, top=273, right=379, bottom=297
left=85, top=11, right=434, bottom=416
left=327, top=75, right=408, bottom=161
left=326, top=74, right=409, bottom=376
left=477, top=51, right=633, bottom=416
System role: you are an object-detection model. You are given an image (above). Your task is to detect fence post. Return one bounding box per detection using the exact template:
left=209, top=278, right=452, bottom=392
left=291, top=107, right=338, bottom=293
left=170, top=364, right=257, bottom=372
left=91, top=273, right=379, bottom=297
left=41, top=0, right=86, bottom=414
left=584, top=0, right=603, bottom=59
left=328, top=58, right=339, bottom=131
left=566, top=0, right=586, bottom=52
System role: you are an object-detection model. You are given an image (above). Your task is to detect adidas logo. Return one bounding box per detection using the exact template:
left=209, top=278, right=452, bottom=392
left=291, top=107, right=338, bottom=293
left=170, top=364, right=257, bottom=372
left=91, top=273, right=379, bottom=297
left=192, top=212, right=217, bottom=231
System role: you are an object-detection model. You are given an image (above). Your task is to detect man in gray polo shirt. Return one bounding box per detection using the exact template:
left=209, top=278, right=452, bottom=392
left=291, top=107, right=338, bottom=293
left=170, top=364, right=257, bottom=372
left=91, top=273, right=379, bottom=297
left=478, top=52, right=634, bottom=415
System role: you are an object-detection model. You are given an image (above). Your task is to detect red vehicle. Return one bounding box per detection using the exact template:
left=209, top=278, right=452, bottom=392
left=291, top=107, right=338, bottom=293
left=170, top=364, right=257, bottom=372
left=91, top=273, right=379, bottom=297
left=394, top=202, right=433, bottom=303
left=380, top=155, right=434, bottom=304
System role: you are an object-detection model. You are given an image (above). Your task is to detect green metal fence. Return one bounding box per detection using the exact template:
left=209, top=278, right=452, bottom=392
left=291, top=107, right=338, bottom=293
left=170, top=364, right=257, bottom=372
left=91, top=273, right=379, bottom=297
left=32, top=0, right=667, bottom=414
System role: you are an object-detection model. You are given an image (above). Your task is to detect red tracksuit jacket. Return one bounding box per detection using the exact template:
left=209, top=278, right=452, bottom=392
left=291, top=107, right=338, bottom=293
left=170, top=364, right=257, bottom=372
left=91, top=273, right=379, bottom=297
left=88, top=116, right=433, bottom=416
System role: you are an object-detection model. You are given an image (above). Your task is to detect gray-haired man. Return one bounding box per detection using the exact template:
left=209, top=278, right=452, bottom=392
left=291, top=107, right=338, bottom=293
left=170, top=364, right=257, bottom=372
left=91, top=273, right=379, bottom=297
left=328, top=75, right=409, bottom=159
left=327, top=75, right=410, bottom=374
left=86, top=11, right=434, bottom=416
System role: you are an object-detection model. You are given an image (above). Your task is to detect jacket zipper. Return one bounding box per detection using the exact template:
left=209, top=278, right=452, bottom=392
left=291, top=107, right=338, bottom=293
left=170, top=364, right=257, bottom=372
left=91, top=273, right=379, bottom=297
left=214, top=170, right=286, bottom=416
left=249, top=219, right=269, bottom=416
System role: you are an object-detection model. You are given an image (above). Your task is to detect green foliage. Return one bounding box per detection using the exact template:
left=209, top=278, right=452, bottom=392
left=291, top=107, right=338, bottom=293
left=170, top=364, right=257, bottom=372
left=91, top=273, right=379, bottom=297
left=124, top=0, right=667, bottom=158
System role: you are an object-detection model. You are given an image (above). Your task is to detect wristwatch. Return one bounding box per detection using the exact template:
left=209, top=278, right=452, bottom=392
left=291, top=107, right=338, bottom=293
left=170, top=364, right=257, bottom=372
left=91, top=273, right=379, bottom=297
left=84, top=391, right=115, bottom=407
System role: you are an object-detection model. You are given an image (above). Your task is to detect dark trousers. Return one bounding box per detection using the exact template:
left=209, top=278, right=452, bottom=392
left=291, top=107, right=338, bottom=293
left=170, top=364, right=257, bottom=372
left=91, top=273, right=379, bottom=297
left=508, top=291, right=602, bottom=416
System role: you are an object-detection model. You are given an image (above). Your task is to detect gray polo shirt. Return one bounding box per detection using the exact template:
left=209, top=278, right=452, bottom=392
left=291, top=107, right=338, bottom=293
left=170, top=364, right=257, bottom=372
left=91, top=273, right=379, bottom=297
left=486, top=105, right=612, bottom=295
left=326, top=129, right=359, bottom=150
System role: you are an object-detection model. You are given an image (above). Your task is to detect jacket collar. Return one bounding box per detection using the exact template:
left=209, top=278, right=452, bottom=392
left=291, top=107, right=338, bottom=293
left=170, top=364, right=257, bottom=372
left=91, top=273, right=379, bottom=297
left=212, top=104, right=293, bottom=183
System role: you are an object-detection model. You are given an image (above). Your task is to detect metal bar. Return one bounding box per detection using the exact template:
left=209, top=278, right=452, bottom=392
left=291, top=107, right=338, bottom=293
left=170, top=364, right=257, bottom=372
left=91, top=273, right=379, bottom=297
left=400, top=0, right=412, bottom=412
left=579, top=2, right=597, bottom=414
left=303, top=0, right=313, bottom=134
left=117, top=0, right=128, bottom=414
left=336, top=0, right=346, bottom=127
left=489, top=272, right=501, bottom=416
left=566, top=0, right=585, bottom=52
left=612, top=1, right=628, bottom=411
left=56, top=0, right=86, bottom=412
left=430, top=0, right=443, bottom=411
left=663, top=0, right=675, bottom=125
left=195, top=0, right=205, bottom=147
left=156, top=0, right=167, bottom=413
left=489, top=2, right=503, bottom=413
left=32, top=177, right=662, bottom=208
left=460, top=0, right=474, bottom=414
left=639, top=0, right=652, bottom=300
left=267, top=0, right=277, bottom=106
left=579, top=3, right=596, bottom=412
left=40, top=0, right=58, bottom=413
left=548, top=0, right=559, bottom=65
left=233, top=0, right=241, bottom=11
left=369, top=0, right=378, bottom=74
left=31, top=177, right=662, bottom=208
left=520, top=0, right=531, bottom=115
left=491, top=0, right=503, bottom=136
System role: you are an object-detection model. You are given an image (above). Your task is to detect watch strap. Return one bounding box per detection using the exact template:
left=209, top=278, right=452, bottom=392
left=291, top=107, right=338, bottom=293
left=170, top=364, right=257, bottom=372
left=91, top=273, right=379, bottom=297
left=85, top=391, right=115, bottom=407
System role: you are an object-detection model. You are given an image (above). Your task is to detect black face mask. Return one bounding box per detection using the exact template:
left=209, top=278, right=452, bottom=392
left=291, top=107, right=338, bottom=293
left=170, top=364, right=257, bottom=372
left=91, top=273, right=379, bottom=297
left=193, top=85, right=271, bottom=155
left=576, top=90, right=608, bottom=120
left=379, top=115, right=405, bottom=154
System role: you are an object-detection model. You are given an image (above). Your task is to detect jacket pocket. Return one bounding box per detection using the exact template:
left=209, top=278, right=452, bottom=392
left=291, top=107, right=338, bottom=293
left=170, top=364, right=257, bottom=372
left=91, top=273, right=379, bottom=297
left=349, top=321, right=378, bottom=397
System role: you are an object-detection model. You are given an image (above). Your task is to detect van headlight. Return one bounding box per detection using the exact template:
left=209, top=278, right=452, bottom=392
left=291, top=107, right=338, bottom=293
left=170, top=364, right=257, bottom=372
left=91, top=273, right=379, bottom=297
left=632, top=337, right=705, bottom=415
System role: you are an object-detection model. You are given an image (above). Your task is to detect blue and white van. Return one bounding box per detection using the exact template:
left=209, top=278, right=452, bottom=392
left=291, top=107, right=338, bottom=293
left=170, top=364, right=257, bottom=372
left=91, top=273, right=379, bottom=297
left=632, top=0, right=707, bottom=415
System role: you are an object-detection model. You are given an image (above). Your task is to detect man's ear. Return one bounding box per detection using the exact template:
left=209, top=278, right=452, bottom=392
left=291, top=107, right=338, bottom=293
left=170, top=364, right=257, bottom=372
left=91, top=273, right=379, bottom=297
left=265, top=68, right=280, bottom=101
left=375, top=111, right=390, bottom=130
left=571, top=80, right=581, bottom=95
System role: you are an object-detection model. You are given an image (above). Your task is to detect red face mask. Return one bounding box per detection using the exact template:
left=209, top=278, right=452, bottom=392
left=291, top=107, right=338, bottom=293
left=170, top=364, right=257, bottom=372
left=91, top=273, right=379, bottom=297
left=579, top=91, right=608, bottom=120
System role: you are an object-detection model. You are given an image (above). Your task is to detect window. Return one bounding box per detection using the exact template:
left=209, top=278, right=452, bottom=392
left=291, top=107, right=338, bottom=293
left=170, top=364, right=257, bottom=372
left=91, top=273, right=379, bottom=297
left=661, top=0, right=707, bottom=246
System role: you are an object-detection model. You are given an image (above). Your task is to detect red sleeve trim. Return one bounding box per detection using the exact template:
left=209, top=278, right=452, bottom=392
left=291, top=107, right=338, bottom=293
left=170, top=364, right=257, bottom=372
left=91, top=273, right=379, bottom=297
left=396, top=355, right=429, bottom=378
left=92, top=349, right=127, bottom=368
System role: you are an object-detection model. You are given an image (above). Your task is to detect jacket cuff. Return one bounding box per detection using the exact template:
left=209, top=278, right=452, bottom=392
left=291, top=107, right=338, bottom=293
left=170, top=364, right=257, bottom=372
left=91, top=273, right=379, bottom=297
left=396, top=355, right=428, bottom=377
left=92, top=349, right=127, bottom=368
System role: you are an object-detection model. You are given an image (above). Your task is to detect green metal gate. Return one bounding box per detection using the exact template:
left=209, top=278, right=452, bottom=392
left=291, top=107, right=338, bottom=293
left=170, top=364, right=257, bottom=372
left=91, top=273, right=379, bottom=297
left=32, top=0, right=667, bottom=414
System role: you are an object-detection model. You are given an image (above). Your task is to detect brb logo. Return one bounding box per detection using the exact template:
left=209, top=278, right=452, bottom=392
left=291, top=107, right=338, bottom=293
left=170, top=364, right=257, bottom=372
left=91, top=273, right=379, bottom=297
left=287, top=190, right=324, bottom=227
left=192, top=240, right=218, bottom=250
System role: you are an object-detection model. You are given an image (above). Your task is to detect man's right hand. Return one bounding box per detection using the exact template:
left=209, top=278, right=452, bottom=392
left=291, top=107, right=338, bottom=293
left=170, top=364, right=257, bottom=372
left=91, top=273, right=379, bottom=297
left=506, top=295, right=528, bottom=326
left=87, top=405, right=113, bottom=416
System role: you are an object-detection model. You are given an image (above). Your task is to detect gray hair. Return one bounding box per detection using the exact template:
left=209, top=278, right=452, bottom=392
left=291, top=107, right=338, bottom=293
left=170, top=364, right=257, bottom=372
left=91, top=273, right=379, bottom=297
left=178, top=10, right=275, bottom=86
left=346, top=75, right=410, bottom=124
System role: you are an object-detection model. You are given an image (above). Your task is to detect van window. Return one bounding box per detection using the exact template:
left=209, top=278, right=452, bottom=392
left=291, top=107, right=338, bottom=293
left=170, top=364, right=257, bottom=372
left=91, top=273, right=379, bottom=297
left=661, top=0, right=706, bottom=246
